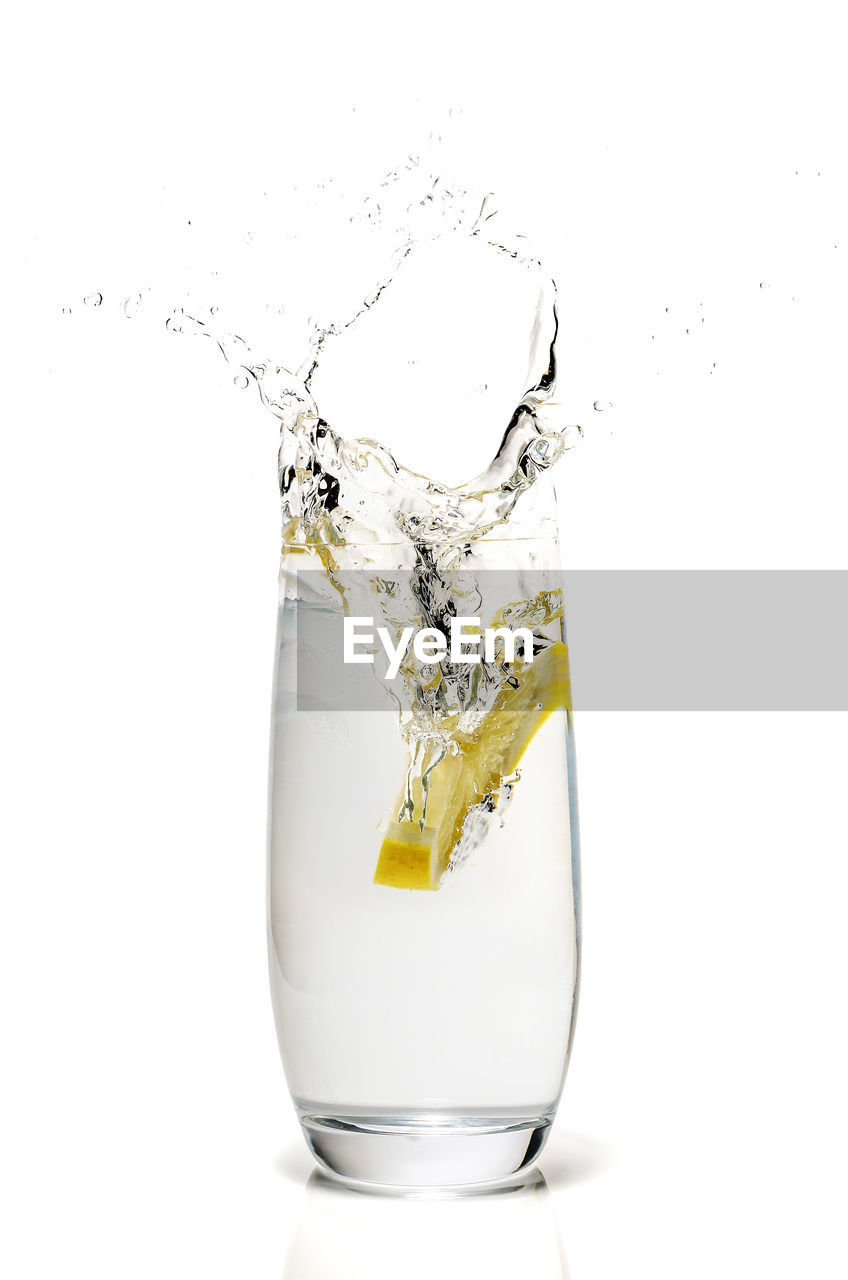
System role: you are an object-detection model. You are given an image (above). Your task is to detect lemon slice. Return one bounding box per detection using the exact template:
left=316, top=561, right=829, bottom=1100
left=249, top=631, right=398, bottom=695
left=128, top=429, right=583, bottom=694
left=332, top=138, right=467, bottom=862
left=373, top=641, right=571, bottom=890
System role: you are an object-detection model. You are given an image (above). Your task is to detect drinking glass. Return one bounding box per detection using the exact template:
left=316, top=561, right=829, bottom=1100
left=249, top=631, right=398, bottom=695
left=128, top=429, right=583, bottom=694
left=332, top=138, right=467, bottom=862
left=267, top=535, right=580, bottom=1189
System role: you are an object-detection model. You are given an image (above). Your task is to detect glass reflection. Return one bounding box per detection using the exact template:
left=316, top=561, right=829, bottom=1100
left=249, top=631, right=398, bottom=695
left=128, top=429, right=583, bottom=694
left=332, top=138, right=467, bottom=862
left=282, top=1169, right=569, bottom=1280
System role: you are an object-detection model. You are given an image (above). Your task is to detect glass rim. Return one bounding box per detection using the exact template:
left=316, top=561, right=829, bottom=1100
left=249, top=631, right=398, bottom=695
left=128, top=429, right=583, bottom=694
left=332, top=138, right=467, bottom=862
left=280, top=533, right=560, bottom=549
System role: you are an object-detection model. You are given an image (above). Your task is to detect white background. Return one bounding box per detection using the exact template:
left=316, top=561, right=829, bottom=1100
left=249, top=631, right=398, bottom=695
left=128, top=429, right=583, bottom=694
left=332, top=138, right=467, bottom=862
left=2, top=2, right=847, bottom=1277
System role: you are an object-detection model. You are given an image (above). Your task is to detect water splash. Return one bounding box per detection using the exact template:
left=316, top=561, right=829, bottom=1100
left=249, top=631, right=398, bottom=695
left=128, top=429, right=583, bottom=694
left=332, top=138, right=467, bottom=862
left=167, top=170, right=577, bottom=881
left=168, top=178, right=576, bottom=552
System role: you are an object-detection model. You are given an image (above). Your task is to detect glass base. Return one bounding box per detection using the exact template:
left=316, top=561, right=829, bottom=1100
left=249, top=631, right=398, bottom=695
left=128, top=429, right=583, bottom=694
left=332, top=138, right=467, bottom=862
left=297, top=1109, right=553, bottom=1191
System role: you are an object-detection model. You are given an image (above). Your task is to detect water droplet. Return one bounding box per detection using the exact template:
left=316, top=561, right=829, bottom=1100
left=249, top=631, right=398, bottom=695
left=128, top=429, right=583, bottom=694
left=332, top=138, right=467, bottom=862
left=83, top=292, right=102, bottom=308
left=233, top=374, right=249, bottom=390
left=61, top=306, right=72, bottom=316
left=122, top=292, right=142, bottom=319
left=759, top=281, right=769, bottom=290
left=561, top=423, right=583, bottom=449
left=593, top=400, right=613, bottom=412
left=209, top=304, right=218, bottom=315
left=476, top=383, right=488, bottom=393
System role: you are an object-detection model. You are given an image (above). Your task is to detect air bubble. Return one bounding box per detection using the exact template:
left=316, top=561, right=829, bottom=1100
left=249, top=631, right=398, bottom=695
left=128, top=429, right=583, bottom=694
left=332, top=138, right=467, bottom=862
left=759, top=281, right=769, bottom=290
left=233, top=374, right=250, bottom=390
left=84, top=292, right=102, bottom=308
left=122, top=292, right=142, bottom=319
left=593, top=400, right=613, bottom=412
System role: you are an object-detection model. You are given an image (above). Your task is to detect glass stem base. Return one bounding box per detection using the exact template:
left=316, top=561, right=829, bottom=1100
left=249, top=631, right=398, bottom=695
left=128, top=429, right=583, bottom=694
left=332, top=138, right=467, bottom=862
left=297, top=1108, right=554, bottom=1190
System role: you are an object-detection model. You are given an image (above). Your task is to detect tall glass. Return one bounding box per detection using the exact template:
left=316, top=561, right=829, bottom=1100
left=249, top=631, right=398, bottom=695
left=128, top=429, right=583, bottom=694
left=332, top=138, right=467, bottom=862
left=267, top=535, right=580, bottom=1189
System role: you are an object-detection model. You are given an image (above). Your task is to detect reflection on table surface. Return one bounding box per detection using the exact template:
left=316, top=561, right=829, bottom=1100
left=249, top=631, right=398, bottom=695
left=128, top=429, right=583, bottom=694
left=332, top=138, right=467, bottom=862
left=283, top=1168, right=569, bottom=1280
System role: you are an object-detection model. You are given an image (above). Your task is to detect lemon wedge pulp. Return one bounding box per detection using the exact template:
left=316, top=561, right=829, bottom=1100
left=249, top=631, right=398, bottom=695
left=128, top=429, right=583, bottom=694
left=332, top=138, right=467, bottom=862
left=373, top=642, right=571, bottom=891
